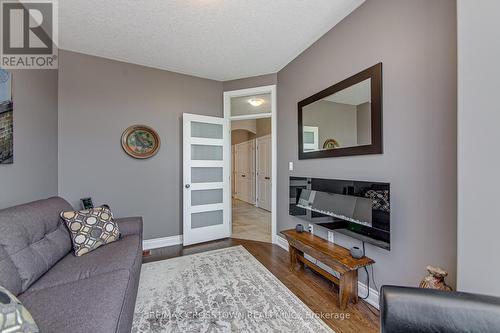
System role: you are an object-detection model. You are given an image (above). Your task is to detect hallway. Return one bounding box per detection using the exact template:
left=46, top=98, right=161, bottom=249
left=232, top=199, right=271, bottom=243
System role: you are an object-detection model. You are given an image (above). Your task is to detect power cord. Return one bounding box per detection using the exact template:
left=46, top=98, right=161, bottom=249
left=359, top=242, right=370, bottom=300
left=358, top=241, right=380, bottom=316
left=311, top=240, right=381, bottom=315
left=360, top=265, right=371, bottom=300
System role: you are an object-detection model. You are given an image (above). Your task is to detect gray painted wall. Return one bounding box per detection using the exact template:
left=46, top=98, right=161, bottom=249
left=231, top=118, right=271, bottom=146
left=231, top=129, right=255, bottom=146
left=0, top=70, right=59, bottom=209
left=58, top=50, right=223, bottom=239
left=457, top=0, right=500, bottom=296
left=277, top=0, right=457, bottom=289
left=256, top=118, right=271, bottom=138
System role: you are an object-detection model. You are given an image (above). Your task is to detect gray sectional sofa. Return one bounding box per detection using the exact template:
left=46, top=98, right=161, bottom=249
left=0, top=197, right=143, bottom=333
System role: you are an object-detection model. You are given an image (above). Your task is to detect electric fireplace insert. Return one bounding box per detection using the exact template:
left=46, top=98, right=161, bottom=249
left=289, top=177, right=390, bottom=250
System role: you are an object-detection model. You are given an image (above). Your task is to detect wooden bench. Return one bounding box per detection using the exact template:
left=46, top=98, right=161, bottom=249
left=281, top=229, right=375, bottom=310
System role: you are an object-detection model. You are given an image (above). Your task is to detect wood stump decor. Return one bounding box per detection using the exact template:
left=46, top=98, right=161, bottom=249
left=419, top=265, right=452, bottom=291
left=323, top=138, right=340, bottom=149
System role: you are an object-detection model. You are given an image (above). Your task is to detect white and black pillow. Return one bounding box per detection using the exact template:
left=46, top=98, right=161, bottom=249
left=0, top=285, right=39, bottom=333
left=364, top=189, right=390, bottom=213
left=60, top=207, right=120, bottom=256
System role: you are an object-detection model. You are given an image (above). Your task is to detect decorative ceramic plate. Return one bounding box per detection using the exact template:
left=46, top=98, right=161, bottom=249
left=121, top=125, right=160, bottom=159
left=323, top=138, right=340, bottom=149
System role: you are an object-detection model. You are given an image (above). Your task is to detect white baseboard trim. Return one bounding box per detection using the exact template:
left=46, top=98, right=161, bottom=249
left=275, top=235, right=289, bottom=251
left=358, top=281, right=380, bottom=310
left=274, top=235, right=380, bottom=309
left=143, top=235, right=183, bottom=250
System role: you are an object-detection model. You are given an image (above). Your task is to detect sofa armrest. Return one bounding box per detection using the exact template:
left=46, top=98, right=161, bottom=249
left=115, top=217, right=143, bottom=239
left=380, top=285, right=500, bottom=333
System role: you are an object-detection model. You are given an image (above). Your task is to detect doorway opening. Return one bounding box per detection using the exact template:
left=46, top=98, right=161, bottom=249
left=231, top=118, right=272, bottom=242
left=224, top=85, right=276, bottom=244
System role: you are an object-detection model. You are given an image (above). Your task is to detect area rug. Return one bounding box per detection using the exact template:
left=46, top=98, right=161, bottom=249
left=132, top=246, right=333, bottom=332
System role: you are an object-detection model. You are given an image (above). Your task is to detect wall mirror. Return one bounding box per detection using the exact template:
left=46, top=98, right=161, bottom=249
left=298, top=63, right=382, bottom=159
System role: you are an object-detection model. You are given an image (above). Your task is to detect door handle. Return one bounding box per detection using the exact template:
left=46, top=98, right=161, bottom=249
left=241, top=175, right=246, bottom=178
left=185, top=184, right=190, bottom=189
left=265, top=177, right=270, bottom=180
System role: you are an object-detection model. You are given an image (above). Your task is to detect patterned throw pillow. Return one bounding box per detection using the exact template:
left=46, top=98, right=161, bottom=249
left=60, top=207, right=120, bottom=256
left=0, top=285, right=39, bottom=333
left=364, top=189, right=390, bottom=212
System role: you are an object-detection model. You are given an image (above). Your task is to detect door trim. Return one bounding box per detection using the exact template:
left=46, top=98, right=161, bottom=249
left=224, top=85, right=277, bottom=244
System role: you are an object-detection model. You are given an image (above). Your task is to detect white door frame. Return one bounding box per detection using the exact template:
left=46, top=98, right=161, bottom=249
left=224, top=85, right=277, bottom=244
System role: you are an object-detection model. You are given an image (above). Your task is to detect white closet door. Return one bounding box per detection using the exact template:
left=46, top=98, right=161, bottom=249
left=256, top=135, right=272, bottom=211
left=183, top=113, right=231, bottom=246
left=234, top=140, right=255, bottom=204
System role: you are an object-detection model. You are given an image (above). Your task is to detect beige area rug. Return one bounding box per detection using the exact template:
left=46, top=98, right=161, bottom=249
left=132, top=246, right=333, bottom=332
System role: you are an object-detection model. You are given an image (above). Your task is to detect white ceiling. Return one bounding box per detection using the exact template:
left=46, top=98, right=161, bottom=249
left=59, top=0, right=365, bottom=81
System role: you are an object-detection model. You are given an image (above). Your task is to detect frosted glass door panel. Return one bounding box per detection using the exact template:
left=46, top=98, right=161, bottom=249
left=191, top=167, right=223, bottom=183
left=191, top=189, right=223, bottom=206
left=191, top=122, right=223, bottom=139
left=191, top=168, right=224, bottom=183
left=191, top=145, right=223, bottom=160
left=191, top=210, right=223, bottom=229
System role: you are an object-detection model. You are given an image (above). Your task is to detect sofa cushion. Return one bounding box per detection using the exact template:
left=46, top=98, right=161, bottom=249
left=25, top=235, right=141, bottom=294
left=0, top=197, right=73, bottom=295
left=60, top=207, right=120, bottom=256
left=115, top=217, right=143, bottom=239
left=19, top=269, right=131, bottom=333
left=0, top=246, right=22, bottom=296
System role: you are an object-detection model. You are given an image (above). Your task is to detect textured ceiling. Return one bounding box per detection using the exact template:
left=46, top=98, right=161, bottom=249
left=59, top=0, right=364, bottom=81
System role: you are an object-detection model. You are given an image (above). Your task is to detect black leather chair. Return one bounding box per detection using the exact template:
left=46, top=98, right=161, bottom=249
left=380, top=285, right=500, bottom=333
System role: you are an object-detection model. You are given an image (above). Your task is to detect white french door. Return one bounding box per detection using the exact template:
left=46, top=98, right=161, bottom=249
left=183, top=113, right=231, bottom=246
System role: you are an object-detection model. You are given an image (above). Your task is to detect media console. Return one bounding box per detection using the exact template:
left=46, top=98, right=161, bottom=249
left=282, top=229, right=375, bottom=309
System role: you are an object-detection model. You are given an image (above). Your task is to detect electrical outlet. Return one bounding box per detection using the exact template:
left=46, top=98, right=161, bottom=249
left=289, top=162, right=294, bottom=171
left=328, top=231, right=335, bottom=243
left=308, top=224, right=314, bottom=234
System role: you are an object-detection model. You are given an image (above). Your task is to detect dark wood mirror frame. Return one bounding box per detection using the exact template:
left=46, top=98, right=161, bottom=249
left=298, top=63, right=383, bottom=160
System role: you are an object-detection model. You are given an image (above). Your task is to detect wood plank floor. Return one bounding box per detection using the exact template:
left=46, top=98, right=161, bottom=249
left=143, top=238, right=380, bottom=333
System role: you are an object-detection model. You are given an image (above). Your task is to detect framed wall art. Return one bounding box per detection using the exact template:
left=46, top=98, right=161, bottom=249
left=0, top=69, right=13, bottom=164
left=121, top=125, right=160, bottom=159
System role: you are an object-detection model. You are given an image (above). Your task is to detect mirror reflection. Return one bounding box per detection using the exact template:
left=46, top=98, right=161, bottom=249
left=302, top=78, right=371, bottom=152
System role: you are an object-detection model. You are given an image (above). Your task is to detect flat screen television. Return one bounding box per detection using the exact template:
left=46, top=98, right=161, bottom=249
left=289, top=177, right=390, bottom=250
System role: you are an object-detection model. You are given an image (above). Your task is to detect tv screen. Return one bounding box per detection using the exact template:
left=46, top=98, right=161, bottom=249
left=289, top=177, right=390, bottom=250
